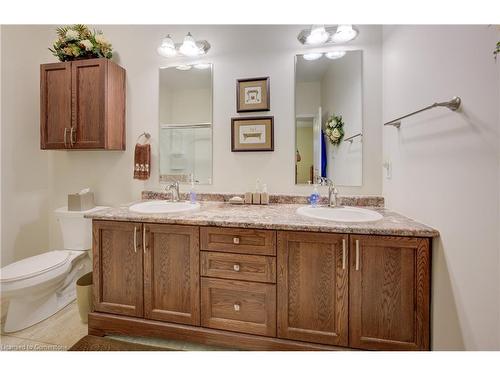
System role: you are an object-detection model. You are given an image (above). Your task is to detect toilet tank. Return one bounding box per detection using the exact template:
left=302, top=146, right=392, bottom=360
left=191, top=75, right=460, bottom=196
left=54, top=206, right=107, bottom=250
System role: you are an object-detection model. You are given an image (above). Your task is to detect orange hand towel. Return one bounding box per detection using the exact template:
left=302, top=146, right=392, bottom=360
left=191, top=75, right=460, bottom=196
left=133, top=143, right=151, bottom=180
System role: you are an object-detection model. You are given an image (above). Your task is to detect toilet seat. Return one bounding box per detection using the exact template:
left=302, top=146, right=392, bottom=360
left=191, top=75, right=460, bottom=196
left=1, top=251, right=71, bottom=283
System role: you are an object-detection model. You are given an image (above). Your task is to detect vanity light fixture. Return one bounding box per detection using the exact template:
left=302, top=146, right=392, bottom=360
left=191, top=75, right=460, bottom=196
left=297, top=24, right=359, bottom=46
left=157, top=34, right=177, bottom=57
left=331, top=25, right=358, bottom=43
left=303, top=52, right=323, bottom=61
left=157, top=32, right=211, bottom=58
left=325, top=51, right=346, bottom=60
left=305, top=25, right=329, bottom=45
left=175, top=64, right=192, bottom=71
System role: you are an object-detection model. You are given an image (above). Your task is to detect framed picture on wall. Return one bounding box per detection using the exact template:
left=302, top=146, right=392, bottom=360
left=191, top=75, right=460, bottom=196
left=231, top=116, right=274, bottom=152
left=236, top=77, right=270, bottom=112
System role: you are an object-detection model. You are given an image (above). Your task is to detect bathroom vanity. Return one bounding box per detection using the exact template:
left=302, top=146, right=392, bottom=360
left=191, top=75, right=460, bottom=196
left=86, top=195, right=437, bottom=351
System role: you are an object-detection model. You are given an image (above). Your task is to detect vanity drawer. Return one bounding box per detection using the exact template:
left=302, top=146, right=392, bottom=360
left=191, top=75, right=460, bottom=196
left=201, top=277, right=276, bottom=337
left=200, top=227, right=276, bottom=256
left=201, top=251, right=276, bottom=283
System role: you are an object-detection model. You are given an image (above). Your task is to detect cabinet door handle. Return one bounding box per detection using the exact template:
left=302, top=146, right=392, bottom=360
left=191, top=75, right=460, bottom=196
left=355, top=239, right=360, bottom=271
left=143, top=225, right=146, bottom=254
left=342, top=238, right=346, bottom=270
left=133, top=226, right=138, bottom=253
left=233, top=263, right=240, bottom=272
left=233, top=237, right=240, bottom=244
left=70, top=127, right=76, bottom=147
left=233, top=303, right=240, bottom=312
left=64, top=128, right=68, bottom=148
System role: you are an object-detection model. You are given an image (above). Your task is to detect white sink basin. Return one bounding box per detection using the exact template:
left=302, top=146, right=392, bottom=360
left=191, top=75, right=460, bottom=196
left=296, top=206, right=383, bottom=223
left=129, top=201, right=200, bottom=214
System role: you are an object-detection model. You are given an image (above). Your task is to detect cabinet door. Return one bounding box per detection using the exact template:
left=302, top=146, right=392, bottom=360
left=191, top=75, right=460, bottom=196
left=40, top=62, right=71, bottom=149
left=349, top=235, right=430, bottom=350
left=92, top=221, right=143, bottom=317
left=71, top=59, right=106, bottom=148
left=277, top=231, right=349, bottom=346
left=144, top=224, right=200, bottom=326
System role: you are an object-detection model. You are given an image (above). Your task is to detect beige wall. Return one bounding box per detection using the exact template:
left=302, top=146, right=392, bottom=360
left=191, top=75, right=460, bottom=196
left=382, top=25, right=500, bottom=350
left=1, top=26, right=52, bottom=266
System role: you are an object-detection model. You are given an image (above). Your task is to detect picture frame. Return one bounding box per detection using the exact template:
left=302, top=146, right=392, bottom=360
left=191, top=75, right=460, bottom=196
left=236, top=77, right=270, bottom=112
left=231, top=116, right=274, bottom=152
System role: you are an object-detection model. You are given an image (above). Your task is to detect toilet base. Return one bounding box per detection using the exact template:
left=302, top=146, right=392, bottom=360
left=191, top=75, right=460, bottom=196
left=2, top=256, right=90, bottom=333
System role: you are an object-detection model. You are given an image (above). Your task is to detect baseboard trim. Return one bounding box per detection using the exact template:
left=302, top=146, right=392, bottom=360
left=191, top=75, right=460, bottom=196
left=88, top=312, right=351, bottom=351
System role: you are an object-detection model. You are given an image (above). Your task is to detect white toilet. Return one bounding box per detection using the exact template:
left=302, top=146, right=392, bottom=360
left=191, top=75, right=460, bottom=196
left=0, top=206, right=105, bottom=333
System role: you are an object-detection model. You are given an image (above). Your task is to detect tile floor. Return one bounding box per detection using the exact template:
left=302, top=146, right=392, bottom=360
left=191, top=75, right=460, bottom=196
left=1, top=301, right=87, bottom=351
left=1, top=301, right=225, bottom=351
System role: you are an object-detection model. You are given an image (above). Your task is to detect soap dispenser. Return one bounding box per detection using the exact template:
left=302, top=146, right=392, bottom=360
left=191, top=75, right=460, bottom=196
left=189, top=175, right=197, bottom=204
left=309, top=184, right=320, bottom=207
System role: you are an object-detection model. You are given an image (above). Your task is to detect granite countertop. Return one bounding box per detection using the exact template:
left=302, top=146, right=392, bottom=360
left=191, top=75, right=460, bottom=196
left=85, top=200, right=439, bottom=238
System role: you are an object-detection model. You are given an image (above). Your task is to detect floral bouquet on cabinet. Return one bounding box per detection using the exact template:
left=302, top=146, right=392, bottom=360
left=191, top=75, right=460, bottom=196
left=49, top=24, right=113, bottom=62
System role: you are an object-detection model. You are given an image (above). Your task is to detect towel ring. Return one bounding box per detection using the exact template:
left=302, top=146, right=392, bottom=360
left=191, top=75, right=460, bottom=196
left=136, top=132, right=151, bottom=144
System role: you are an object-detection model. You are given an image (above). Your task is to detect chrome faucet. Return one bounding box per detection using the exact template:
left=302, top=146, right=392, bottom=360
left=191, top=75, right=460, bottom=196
left=165, top=181, right=180, bottom=202
left=316, top=176, right=340, bottom=208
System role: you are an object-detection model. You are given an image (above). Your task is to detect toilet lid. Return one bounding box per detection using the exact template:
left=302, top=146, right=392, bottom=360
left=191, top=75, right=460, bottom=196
left=0, top=251, right=71, bottom=282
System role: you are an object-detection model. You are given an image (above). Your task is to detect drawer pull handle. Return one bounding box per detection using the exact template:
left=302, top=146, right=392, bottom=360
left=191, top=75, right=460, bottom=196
left=233, top=237, right=240, bottom=244
left=233, top=303, right=240, bottom=312
left=233, top=264, right=240, bottom=272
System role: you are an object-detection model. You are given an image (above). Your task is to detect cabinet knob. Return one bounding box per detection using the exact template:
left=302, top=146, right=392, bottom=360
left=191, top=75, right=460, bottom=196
left=233, top=237, right=240, bottom=244
left=233, top=264, right=240, bottom=272
left=233, top=303, right=240, bottom=311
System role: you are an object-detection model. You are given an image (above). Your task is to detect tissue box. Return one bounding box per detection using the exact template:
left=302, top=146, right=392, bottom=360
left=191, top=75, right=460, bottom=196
left=68, top=192, right=95, bottom=211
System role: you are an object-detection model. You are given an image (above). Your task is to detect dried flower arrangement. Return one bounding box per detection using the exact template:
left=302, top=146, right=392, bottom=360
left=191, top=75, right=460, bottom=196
left=49, top=24, right=113, bottom=62
left=325, top=114, right=345, bottom=145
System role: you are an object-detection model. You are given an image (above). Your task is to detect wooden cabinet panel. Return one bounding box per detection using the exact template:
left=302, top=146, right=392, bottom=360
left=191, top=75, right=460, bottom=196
left=40, top=58, right=125, bottom=150
left=201, top=251, right=276, bottom=283
left=349, top=235, right=430, bottom=350
left=277, top=231, right=348, bottom=346
left=201, top=277, right=276, bottom=337
left=144, top=224, right=200, bottom=326
left=40, top=63, right=71, bottom=149
left=71, top=59, right=106, bottom=148
left=200, top=227, right=276, bottom=255
left=92, top=221, right=143, bottom=317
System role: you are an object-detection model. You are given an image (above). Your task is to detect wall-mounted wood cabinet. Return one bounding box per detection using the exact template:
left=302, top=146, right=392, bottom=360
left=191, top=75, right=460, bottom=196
left=40, top=58, right=125, bottom=150
left=90, top=221, right=431, bottom=351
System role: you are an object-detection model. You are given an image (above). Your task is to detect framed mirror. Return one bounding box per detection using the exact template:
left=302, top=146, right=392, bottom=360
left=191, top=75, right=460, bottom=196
left=159, top=64, right=213, bottom=184
left=295, top=51, right=362, bottom=186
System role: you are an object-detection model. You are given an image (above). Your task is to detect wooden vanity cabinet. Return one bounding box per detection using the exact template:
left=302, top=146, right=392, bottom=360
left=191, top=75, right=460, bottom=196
left=277, top=231, right=349, bottom=346
left=40, top=58, right=125, bottom=150
left=92, top=221, right=144, bottom=317
left=143, top=224, right=200, bottom=326
left=348, top=235, right=430, bottom=350
left=90, top=222, right=431, bottom=351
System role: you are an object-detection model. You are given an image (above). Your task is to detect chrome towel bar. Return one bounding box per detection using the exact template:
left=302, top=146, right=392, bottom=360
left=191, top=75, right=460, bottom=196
left=344, top=132, right=362, bottom=143
left=384, top=96, right=461, bottom=128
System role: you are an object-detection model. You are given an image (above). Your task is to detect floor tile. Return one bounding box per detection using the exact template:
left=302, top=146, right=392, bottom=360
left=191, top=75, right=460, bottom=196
left=1, top=301, right=87, bottom=348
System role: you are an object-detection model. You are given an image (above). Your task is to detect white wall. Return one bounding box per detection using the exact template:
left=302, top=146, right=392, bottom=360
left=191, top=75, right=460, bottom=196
left=382, top=25, right=500, bottom=350
left=1, top=26, right=52, bottom=266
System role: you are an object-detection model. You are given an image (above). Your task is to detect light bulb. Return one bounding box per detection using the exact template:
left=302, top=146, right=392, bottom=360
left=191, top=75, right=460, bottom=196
left=179, top=32, right=202, bottom=57
left=157, top=34, right=177, bottom=57
left=305, top=25, right=329, bottom=45
left=331, top=25, right=358, bottom=43
left=325, top=51, right=346, bottom=59
left=176, top=65, right=192, bottom=71
left=303, top=52, right=323, bottom=61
